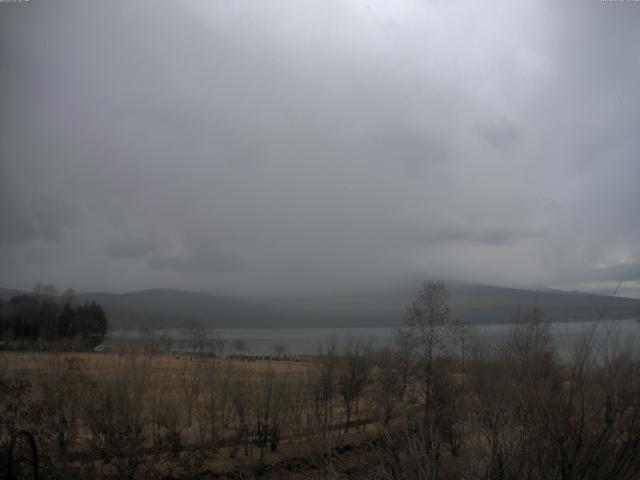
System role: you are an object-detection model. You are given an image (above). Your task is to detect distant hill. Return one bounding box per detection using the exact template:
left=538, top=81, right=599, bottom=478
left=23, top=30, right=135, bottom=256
left=2, top=283, right=639, bottom=329
left=0, top=287, right=28, bottom=300
left=275, top=282, right=640, bottom=327
left=448, top=282, right=640, bottom=324
left=74, top=289, right=312, bottom=329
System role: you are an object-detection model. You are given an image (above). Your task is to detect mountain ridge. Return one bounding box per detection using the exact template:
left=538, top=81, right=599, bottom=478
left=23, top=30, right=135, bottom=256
left=2, top=283, right=639, bottom=329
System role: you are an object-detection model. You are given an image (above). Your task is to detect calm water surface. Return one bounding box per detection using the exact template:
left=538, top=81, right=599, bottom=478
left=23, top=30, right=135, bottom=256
left=110, top=318, right=640, bottom=357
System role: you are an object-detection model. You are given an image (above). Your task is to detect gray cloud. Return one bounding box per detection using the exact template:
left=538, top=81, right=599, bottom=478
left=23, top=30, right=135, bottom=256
left=592, top=262, right=640, bottom=283
left=1, top=0, right=639, bottom=297
left=430, top=225, right=546, bottom=247
left=149, top=246, right=242, bottom=274
left=0, top=159, right=81, bottom=245
left=477, top=117, right=519, bottom=149
left=106, top=236, right=166, bottom=260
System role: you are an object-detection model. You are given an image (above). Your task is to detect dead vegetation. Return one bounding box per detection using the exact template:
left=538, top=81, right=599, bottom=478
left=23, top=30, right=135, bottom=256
left=1, top=284, right=640, bottom=478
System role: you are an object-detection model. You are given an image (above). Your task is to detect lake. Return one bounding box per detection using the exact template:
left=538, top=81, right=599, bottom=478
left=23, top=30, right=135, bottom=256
left=110, top=318, right=640, bottom=358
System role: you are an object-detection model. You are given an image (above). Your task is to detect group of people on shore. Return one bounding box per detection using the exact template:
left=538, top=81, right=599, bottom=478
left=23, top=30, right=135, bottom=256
left=175, top=352, right=301, bottom=362
left=225, top=352, right=301, bottom=362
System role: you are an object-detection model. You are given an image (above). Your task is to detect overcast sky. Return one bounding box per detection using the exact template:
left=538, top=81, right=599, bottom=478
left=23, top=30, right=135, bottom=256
left=1, top=0, right=639, bottom=298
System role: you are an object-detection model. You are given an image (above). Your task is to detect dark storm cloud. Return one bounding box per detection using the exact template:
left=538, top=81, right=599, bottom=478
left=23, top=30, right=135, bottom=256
left=1, top=0, right=639, bottom=296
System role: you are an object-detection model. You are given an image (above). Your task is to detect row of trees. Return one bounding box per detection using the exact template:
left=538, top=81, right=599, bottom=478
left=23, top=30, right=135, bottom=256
left=360, top=280, right=640, bottom=480
left=0, top=287, right=107, bottom=348
left=2, top=280, right=640, bottom=479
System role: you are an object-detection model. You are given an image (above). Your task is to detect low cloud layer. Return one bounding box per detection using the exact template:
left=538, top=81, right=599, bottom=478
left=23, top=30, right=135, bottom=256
left=1, top=0, right=639, bottom=297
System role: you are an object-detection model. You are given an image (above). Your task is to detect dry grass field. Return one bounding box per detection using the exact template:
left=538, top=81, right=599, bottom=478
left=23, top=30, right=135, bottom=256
left=0, top=350, right=314, bottom=381
left=3, top=309, right=640, bottom=479
left=0, top=348, right=391, bottom=479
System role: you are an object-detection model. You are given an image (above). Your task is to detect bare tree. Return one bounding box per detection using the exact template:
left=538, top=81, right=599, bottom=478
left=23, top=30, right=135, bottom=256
left=287, top=373, right=309, bottom=435
left=254, top=366, right=290, bottom=458
left=504, top=305, right=557, bottom=384
left=232, top=338, right=250, bottom=353
left=211, top=330, right=225, bottom=357
left=82, top=352, right=156, bottom=479
left=33, top=282, right=58, bottom=297
left=273, top=343, right=288, bottom=356
left=61, top=288, right=75, bottom=305
left=370, top=347, right=404, bottom=427
left=182, top=323, right=209, bottom=357
left=393, top=280, right=455, bottom=479
left=197, top=358, right=237, bottom=436
left=177, top=360, right=203, bottom=428
left=452, top=321, right=474, bottom=391
left=229, top=367, right=254, bottom=457
left=198, top=362, right=221, bottom=444
left=317, top=340, right=339, bottom=430
left=395, top=280, right=453, bottom=417
left=338, top=339, right=371, bottom=433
